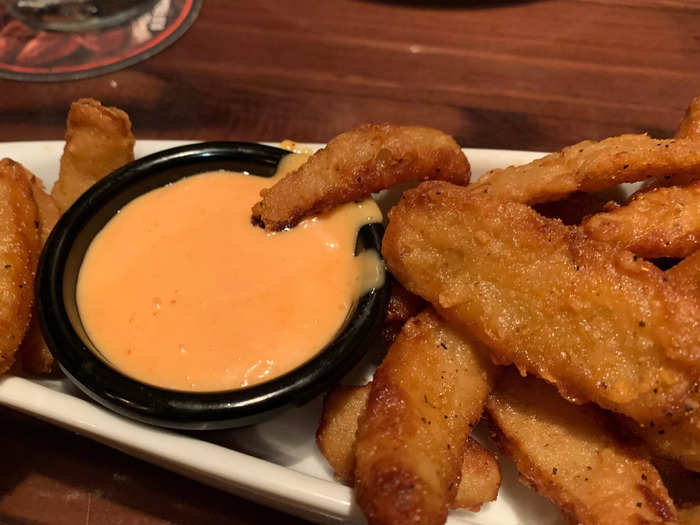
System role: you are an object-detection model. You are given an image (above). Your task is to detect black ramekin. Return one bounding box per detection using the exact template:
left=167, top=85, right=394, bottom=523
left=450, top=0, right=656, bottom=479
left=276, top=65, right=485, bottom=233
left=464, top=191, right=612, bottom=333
left=36, top=142, right=389, bottom=430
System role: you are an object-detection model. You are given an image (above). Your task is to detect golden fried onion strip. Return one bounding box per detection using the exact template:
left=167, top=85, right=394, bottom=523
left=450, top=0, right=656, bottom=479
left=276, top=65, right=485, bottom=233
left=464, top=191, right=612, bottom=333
left=382, top=182, right=700, bottom=424
left=472, top=134, right=700, bottom=205
left=354, top=308, right=494, bottom=524
left=316, top=383, right=501, bottom=512
left=487, top=371, right=677, bottom=524
left=582, top=181, right=700, bottom=259
left=251, top=124, right=470, bottom=231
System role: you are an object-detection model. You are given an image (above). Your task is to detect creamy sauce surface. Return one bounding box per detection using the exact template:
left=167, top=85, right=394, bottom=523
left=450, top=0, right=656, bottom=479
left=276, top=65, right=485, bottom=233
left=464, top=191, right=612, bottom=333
left=76, top=154, right=383, bottom=391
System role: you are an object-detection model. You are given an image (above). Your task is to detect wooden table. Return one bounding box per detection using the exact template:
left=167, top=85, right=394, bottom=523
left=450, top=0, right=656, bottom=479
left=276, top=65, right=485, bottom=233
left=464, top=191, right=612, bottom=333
left=0, top=1, right=698, bottom=523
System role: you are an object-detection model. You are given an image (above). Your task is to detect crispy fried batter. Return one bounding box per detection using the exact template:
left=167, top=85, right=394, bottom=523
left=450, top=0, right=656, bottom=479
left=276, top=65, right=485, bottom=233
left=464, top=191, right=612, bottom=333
left=316, top=383, right=501, bottom=512
left=676, top=97, right=700, bottom=141
left=626, top=385, right=700, bottom=473
left=487, top=371, right=677, bottom=525
left=251, top=124, right=470, bottom=231
left=616, top=253, right=700, bottom=472
left=382, top=182, right=700, bottom=424
left=471, top=135, right=700, bottom=205
left=0, top=159, right=40, bottom=375
left=25, top=173, right=60, bottom=244
left=354, top=308, right=494, bottom=525
left=633, top=99, right=700, bottom=195
left=381, top=281, right=426, bottom=343
left=17, top=172, right=61, bottom=374
left=453, top=437, right=501, bottom=512
left=582, top=181, right=700, bottom=258
left=317, top=383, right=371, bottom=484
left=668, top=249, right=700, bottom=299
left=51, top=98, right=134, bottom=212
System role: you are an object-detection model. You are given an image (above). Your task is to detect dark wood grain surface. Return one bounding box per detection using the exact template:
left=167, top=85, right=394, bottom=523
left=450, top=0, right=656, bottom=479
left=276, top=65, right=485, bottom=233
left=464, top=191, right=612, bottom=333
left=1, top=1, right=699, bottom=524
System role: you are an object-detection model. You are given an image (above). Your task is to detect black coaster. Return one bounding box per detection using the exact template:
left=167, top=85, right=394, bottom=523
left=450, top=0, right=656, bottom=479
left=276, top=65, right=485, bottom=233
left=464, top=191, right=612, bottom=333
left=0, top=0, right=200, bottom=82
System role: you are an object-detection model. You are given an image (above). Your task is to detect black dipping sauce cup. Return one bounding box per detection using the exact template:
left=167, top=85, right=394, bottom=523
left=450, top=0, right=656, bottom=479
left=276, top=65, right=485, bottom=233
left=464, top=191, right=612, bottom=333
left=37, top=142, right=390, bottom=430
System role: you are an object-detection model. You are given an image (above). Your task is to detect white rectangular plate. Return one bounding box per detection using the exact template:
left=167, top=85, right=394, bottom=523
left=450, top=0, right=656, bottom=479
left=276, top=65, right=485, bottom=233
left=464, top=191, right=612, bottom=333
left=0, top=141, right=567, bottom=525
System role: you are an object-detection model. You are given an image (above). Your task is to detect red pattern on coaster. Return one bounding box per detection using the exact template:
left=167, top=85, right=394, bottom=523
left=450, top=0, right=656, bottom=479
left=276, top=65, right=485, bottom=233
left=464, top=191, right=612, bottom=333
left=0, top=0, right=200, bottom=81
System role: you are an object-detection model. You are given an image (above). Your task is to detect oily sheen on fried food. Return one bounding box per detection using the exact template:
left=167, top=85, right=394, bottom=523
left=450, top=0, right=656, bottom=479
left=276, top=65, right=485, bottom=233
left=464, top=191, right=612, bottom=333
left=382, top=182, right=700, bottom=424
left=582, top=180, right=700, bottom=259
left=487, top=371, right=677, bottom=525
left=472, top=134, right=700, bottom=205
left=251, top=124, right=470, bottom=231
left=316, top=383, right=502, bottom=512
left=353, top=308, right=495, bottom=524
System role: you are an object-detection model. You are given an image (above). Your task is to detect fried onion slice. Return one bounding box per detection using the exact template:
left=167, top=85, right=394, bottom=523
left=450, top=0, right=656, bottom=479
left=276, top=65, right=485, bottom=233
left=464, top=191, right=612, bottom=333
left=471, top=134, right=700, bottom=205
left=0, top=159, right=40, bottom=375
left=251, top=124, right=470, bottom=231
left=354, top=308, right=494, bottom=524
left=581, top=180, right=700, bottom=258
left=51, top=98, right=135, bottom=212
left=487, top=371, right=677, bottom=525
left=316, top=383, right=501, bottom=512
left=382, top=182, right=700, bottom=424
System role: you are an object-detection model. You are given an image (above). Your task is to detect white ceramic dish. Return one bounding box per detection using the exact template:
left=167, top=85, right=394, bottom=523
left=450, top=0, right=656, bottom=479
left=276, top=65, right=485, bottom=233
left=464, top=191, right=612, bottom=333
left=0, top=140, right=567, bottom=525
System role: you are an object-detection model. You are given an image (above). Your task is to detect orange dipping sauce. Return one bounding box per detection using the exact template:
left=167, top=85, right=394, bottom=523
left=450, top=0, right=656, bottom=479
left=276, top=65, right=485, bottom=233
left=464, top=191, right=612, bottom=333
left=76, top=155, right=383, bottom=392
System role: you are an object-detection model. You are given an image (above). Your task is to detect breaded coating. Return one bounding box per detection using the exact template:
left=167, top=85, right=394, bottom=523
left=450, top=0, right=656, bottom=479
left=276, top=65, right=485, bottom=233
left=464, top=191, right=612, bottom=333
left=452, top=437, right=501, bottom=512
left=627, top=98, right=700, bottom=196
left=354, top=308, right=494, bottom=525
left=616, top=254, right=700, bottom=472
left=382, top=182, right=700, bottom=424
left=627, top=385, right=700, bottom=473
left=472, top=134, right=700, bottom=205
left=0, top=159, right=40, bottom=375
left=51, top=98, right=135, bottom=212
left=317, top=383, right=502, bottom=512
left=25, top=173, right=60, bottom=244
left=17, top=172, right=61, bottom=374
left=251, top=124, right=470, bottom=231
left=668, top=249, right=700, bottom=299
left=676, top=97, right=700, bottom=141
left=381, top=281, right=426, bottom=343
left=317, top=383, right=370, bottom=484
left=582, top=181, right=700, bottom=258
left=487, top=371, right=677, bottom=525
